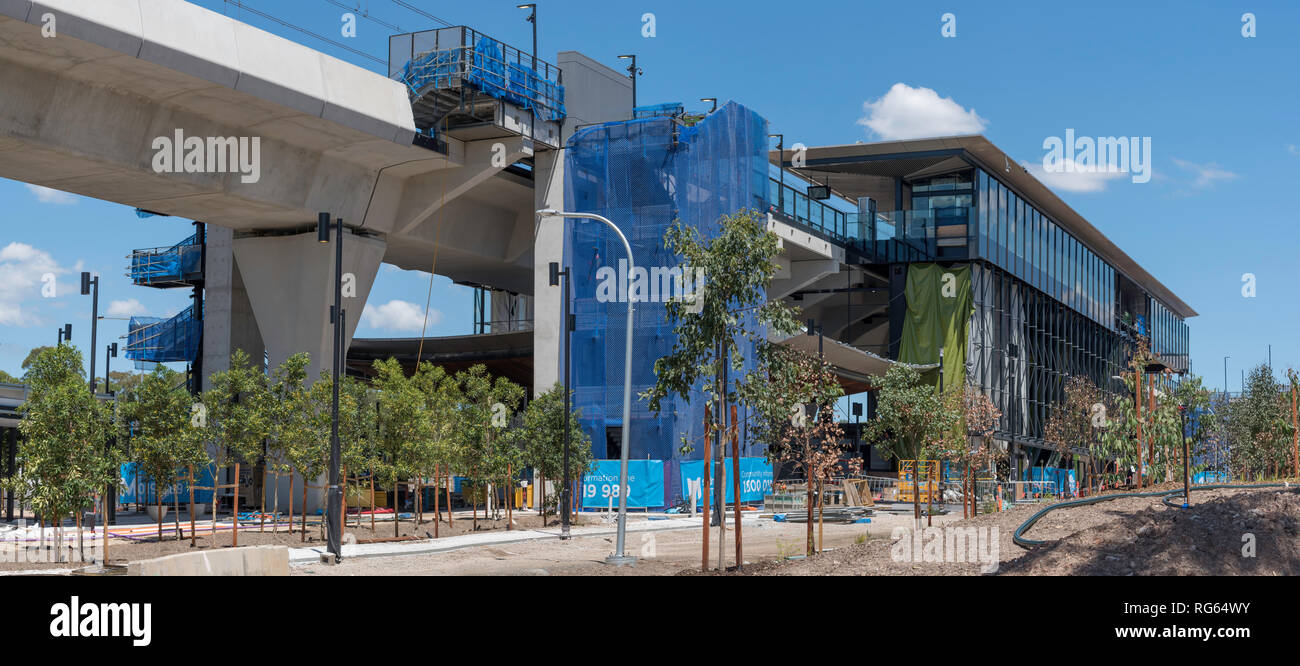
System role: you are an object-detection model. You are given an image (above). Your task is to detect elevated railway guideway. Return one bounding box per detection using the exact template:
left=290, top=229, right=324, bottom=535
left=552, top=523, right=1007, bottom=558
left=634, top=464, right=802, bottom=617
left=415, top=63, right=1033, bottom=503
left=0, top=1, right=557, bottom=387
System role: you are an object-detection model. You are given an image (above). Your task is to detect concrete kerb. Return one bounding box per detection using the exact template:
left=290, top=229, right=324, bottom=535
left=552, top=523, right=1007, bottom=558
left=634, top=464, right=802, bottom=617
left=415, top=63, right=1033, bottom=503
left=287, top=514, right=767, bottom=566
left=129, top=545, right=289, bottom=576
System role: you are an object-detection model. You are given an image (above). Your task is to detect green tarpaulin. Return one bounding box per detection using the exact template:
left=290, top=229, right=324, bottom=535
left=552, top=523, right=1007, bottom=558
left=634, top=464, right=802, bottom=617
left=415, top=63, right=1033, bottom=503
left=898, top=263, right=973, bottom=390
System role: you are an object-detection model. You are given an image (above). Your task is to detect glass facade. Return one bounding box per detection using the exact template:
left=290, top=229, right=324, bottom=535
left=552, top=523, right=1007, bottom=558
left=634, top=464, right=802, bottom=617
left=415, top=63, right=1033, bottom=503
left=974, top=168, right=1126, bottom=332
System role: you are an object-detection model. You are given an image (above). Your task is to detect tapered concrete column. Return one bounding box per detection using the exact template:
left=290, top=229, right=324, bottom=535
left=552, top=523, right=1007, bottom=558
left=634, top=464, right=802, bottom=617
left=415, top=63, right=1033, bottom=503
left=232, top=230, right=385, bottom=383
left=232, top=229, right=384, bottom=513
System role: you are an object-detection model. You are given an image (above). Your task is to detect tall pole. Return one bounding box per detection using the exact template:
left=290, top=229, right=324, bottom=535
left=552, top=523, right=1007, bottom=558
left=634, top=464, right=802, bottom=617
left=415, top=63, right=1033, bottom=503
left=770, top=134, right=785, bottom=214
left=619, top=55, right=639, bottom=112
left=322, top=213, right=344, bottom=562
left=558, top=263, right=573, bottom=539
left=537, top=210, right=636, bottom=565
left=82, top=272, right=99, bottom=394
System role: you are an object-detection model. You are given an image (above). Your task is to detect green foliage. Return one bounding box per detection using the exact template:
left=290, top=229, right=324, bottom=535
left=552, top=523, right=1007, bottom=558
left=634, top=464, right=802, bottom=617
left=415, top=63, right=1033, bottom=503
left=642, top=208, right=801, bottom=417
left=20, top=346, right=55, bottom=373
left=452, top=365, right=525, bottom=515
left=371, top=358, right=433, bottom=491
left=264, top=353, right=320, bottom=478
left=865, top=364, right=960, bottom=464
left=0, top=369, right=20, bottom=384
left=200, top=349, right=269, bottom=472
left=520, top=383, right=594, bottom=518
left=741, top=342, right=845, bottom=471
left=7, top=345, right=117, bottom=531
left=308, top=370, right=380, bottom=478
left=1223, top=364, right=1294, bottom=478
left=119, top=366, right=208, bottom=502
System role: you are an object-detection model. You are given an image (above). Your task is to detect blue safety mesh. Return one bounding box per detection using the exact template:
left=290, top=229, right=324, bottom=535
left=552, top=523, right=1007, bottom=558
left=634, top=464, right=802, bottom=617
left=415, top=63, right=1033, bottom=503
left=127, top=304, right=201, bottom=365
left=130, top=234, right=201, bottom=285
left=398, top=34, right=565, bottom=122
left=563, top=101, right=770, bottom=503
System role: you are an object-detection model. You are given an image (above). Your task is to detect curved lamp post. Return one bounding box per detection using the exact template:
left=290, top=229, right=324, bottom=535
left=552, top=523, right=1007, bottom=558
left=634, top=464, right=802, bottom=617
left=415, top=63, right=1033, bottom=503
left=536, top=209, right=636, bottom=566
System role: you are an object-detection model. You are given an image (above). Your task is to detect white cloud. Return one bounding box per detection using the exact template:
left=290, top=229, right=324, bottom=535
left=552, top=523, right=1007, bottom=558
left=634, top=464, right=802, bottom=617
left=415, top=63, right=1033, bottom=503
left=1022, top=158, right=1129, bottom=193
left=0, top=242, right=67, bottom=327
left=106, top=299, right=148, bottom=318
left=24, top=184, right=77, bottom=205
left=1286, top=144, right=1298, bottom=156
left=362, top=299, right=440, bottom=333
left=1171, top=158, right=1238, bottom=189
left=857, top=83, right=987, bottom=140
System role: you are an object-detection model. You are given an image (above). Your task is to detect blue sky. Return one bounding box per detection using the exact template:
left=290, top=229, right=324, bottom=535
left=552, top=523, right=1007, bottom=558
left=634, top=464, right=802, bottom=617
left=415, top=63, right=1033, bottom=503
left=2, top=0, right=1297, bottom=393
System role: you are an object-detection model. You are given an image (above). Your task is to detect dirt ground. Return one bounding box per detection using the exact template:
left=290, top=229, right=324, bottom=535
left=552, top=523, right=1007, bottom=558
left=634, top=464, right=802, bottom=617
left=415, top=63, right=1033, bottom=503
left=719, top=485, right=1300, bottom=576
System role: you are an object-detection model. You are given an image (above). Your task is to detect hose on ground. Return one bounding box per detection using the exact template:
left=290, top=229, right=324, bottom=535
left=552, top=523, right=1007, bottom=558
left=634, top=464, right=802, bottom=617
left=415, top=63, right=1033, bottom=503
left=1012, top=483, right=1291, bottom=549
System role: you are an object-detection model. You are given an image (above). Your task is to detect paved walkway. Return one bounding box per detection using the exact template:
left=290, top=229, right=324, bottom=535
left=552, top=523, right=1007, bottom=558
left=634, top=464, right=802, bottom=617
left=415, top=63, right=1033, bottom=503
left=288, top=514, right=765, bottom=566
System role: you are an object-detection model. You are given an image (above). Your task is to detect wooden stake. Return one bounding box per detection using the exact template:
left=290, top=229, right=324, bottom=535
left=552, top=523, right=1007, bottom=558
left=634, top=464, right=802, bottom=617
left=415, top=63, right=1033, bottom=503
left=446, top=470, right=453, bottom=528
left=370, top=474, right=376, bottom=533
left=730, top=404, right=741, bottom=571
left=232, top=462, right=239, bottom=548
left=506, top=463, right=512, bottom=531
left=289, top=472, right=295, bottom=535
left=702, top=404, right=712, bottom=571
left=188, top=466, right=196, bottom=548
left=301, top=478, right=308, bottom=542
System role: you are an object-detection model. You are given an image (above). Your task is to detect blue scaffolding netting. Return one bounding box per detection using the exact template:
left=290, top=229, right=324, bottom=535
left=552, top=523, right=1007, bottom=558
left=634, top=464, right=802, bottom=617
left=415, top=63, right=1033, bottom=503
left=398, top=28, right=565, bottom=122
left=126, top=304, right=201, bottom=365
left=129, top=234, right=201, bottom=286
left=563, top=101, right=770, bottom=504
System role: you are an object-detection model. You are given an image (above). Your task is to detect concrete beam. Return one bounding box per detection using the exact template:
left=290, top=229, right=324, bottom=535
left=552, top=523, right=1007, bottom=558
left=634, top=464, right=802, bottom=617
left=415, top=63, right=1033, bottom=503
left=393, top=137, right=533, bottom=235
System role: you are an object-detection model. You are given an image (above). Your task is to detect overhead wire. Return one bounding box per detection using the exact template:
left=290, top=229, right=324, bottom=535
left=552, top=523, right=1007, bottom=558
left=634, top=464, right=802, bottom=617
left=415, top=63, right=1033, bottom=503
left=388, top=0, right=453, bottom=27
left=222, top=0, right=386, bottom=65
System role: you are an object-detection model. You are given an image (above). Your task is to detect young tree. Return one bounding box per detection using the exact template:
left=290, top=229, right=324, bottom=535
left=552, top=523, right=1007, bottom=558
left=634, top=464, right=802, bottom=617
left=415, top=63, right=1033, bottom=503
left=7, top=345, right=117, bottom=557
left=933, top=386, right=1001, bottom=516
left=864, top=364, right=960, bottom=530
left=119, top=366, right=208, bottom=540
left=1044, top=375, right=1105, bottom=493
left=453, top=365, right=525, bottom=528
left=1225, top=364, right=1292, bottom=479
left=741, top=343, right=845, bottom=555
left=371, top=358, right=432, bottom=536
left=264, top=354, right=321, bottom=527
left=407, top=362, right=459, bottom=526
left=642, top=208, right=801, bottom=562
left=520, top=383, right=594, bottom=526
left=200, top=349, right=269, bottom=513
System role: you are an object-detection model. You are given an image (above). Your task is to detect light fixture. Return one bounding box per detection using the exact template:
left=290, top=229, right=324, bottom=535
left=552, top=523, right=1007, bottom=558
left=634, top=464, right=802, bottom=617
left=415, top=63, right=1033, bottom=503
left=700, top=97, right=717, bottom=113
left=317, top=212, right=331, bottom=243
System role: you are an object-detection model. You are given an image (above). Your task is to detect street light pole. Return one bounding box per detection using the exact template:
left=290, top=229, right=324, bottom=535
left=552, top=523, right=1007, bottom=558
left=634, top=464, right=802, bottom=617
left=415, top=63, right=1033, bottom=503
left=318, top=212, right=344, bottom=563
left=537, top=209, right=636, bottom=566
left=549, top=260, right=573, bottom=539
left=618, top=54, right=640, bottom=112
left=81, top=272, right=99, bottom=394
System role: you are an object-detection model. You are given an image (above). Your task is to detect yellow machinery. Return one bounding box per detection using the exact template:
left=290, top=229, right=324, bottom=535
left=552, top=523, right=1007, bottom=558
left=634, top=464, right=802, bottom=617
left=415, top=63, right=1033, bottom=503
left=898, top=460, right=939, bottom=503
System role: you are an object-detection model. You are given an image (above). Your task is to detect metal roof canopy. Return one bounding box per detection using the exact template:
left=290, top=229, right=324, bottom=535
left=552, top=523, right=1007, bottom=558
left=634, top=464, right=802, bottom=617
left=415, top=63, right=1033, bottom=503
left=773, top=135, right=1197, bottom=319
left=776, top=335, right=937, bottom=393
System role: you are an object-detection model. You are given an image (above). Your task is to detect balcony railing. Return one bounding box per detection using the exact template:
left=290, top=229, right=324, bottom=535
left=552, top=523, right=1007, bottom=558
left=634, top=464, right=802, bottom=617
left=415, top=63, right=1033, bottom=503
left=390, top=26, right=565, bottom=124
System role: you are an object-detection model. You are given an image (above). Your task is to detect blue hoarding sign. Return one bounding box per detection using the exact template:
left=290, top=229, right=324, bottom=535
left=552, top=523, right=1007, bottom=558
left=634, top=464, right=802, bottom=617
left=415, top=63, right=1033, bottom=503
left=119, top=463, right=215, bottom=505
left=679, top=457, right=772, bottom=506
left=581, top=460, right=664, bottom=509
